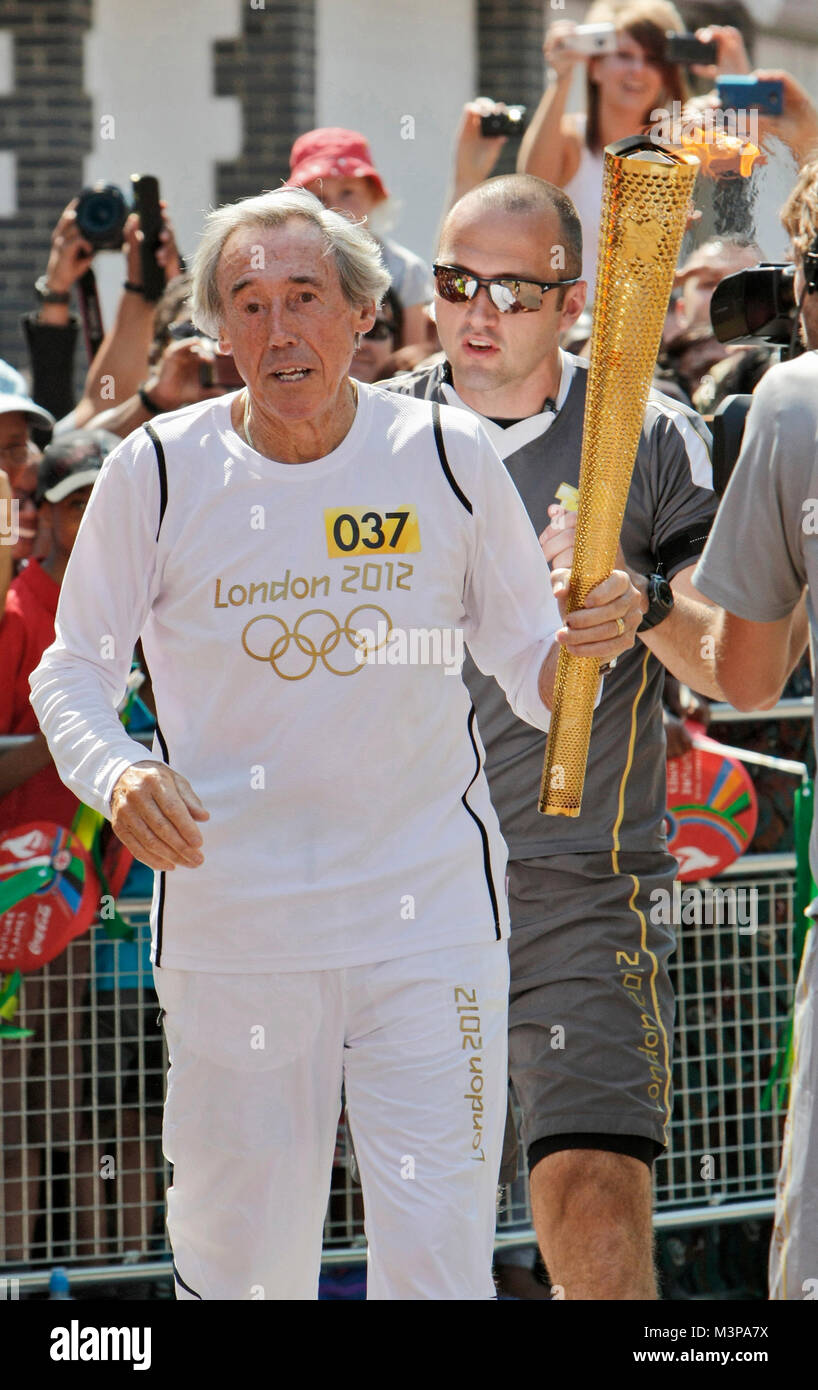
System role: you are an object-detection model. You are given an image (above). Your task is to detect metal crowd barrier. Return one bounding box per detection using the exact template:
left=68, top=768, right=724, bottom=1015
left=0, top=698, right=811, bottom=1291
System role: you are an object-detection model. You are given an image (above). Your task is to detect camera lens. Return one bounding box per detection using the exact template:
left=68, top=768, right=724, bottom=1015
left=75, top=183, right=129, bottom=250
left=711, top=263, right=796, bottom=343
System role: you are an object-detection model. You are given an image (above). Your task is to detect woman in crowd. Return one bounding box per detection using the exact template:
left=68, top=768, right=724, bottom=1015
left=517, top=0, right=694, bottom=304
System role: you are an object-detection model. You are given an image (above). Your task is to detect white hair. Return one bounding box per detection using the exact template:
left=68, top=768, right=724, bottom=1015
left=190, top=187, right=392, bottom=337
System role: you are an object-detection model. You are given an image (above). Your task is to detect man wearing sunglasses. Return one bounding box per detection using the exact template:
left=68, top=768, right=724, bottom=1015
left=385, top=173, right=723, bottom=1300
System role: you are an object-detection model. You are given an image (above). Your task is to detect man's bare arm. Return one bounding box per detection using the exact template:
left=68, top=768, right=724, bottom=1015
left=634, top=565, right=725, bottom=700
left=712, top=594, right=809, bottom=712
left=0, top=732, right=53, bottom=798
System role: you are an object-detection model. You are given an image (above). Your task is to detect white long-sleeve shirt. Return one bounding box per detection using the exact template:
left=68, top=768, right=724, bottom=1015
left=30, top=384, right=561, bottom=972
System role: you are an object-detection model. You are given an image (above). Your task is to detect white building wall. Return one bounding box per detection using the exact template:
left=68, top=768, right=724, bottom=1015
left=316, top=0, right=477, bottom=267
left=0, top=32, right=15, bottom=217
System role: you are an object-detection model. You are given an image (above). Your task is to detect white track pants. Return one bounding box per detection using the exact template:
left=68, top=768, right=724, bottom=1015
left=154, top=938, right=508, bottom=1300
left=769, top=925, right=818, bottom=1300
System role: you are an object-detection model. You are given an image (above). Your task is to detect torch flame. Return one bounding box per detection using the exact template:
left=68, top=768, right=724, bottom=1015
left=678, top=127, right=763, bottom=179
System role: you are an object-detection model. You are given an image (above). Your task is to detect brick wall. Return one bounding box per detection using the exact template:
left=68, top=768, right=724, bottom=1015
left=0, top=0, right=93, bottom=376
left=214, top=0, right=316, bottom=206
left=0, top=0, right=317, bottom=394
left=476, top=0, right=547, bottom=177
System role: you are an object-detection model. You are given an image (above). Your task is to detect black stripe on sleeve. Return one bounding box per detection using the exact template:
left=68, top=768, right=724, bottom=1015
left=144, top=423, right=168, bottom=541
left=153, top=720, right=170, bottom=967
left=172, top=1260, right=203, bottom=1300
left=462, top=705, right=501, bottom=939
left=431, top=402, right=472, bottom=514
left=154, top=721, right=169, bottom=763
left=155, top=871, right=166, bottom=970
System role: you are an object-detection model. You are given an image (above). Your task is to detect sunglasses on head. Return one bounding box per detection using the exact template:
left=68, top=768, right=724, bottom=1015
left=433, top=263, right=579, bottom=313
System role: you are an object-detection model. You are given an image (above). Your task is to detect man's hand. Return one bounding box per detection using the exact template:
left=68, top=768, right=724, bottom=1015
left=110, top=760, right=209, bottom=872
left=543, top=21, right=584, bottom=82
left=123, top=202, right=183, bottom=292
left=540, top=504, right=583, bottom=574
left=540, top=505, right=642, bottom=659
left=691, top=24, right=751, bottom=82
left=551, top=565, right=642, bottom=659
left=542, top=503, right=645, bottom=633
left=536, top=559, right=640, bottom=710
left=542, top=504, right=640, bottom=594
left=753, top=69, right=818, bottom=166
left=451, top=99, right=508, bottom=203
left=44, top=200, right=95, bottom=295
left=664, top=709, right=693, bottom=760
left=142, top=338, right=225, bottom=411
left=38, top=200, right=95, bottom=325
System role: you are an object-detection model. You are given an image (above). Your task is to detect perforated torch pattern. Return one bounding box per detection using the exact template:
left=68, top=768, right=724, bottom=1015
left=539, top=141, right=699, bottom=816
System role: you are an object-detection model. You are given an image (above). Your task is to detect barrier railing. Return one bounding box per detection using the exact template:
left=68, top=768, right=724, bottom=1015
left=0, top=698, right=810, bottom=1289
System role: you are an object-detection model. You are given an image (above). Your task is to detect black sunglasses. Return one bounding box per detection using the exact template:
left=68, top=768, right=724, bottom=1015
left=433, top=263, right=579, bottom=313
left=167, top=318, right=199, bottom=341
left=364, top=318, right=397, bottom=342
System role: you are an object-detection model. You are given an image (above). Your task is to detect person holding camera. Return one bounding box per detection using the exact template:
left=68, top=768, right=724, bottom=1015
left=24, top=191, right=183, bottom=437
left=85, top=274, right=229, bottom=439
left=67, top=196, right=183, bottom=432
left=654, top=236, right=763, bottom=407
left=22, top=200, right=95, bottom=425
left=517, top=1, right=691, bottom=304
left=691, top=156, right=818, bottom=1301
left=447, top=98, right=524, bottom=216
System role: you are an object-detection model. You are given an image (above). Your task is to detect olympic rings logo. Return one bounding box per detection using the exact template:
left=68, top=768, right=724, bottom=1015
left=241, top=606, right=393, bottom=680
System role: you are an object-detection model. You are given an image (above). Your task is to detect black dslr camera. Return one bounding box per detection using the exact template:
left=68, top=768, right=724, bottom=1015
left=74, top=183, right=130, bottom=250
left=710, top=263, right=797, bottom=346
left=708, top=264, right=798, bottom=495
left=74, top=175, right=166, bottom=301
left=708, top=239, right=818, bottom=492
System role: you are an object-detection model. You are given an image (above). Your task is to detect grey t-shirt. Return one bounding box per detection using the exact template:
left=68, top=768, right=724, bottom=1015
left=694, top=351, right=818, bottom=879
left=386, top=354, right=717, bottom=857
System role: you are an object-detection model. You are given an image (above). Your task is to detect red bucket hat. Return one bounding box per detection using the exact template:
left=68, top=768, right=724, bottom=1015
left=288, top=128, right=389, bottom=201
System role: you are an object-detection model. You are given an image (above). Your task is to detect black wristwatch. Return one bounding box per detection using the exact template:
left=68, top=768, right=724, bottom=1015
left=637, top=573, right=674, bottom=632
left=34, top=275, right=71, bottom=304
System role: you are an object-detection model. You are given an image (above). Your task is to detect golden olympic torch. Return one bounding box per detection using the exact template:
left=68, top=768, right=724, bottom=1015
left=539, top=136, right=699, bottom=816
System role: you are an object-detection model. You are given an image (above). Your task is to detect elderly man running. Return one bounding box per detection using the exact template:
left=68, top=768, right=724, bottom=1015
left=30, top=188, right=638, bottom=1301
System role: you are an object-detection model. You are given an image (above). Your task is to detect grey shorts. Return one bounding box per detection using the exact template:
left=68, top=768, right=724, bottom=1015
left=505, top=849, right=678, bottom=1171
